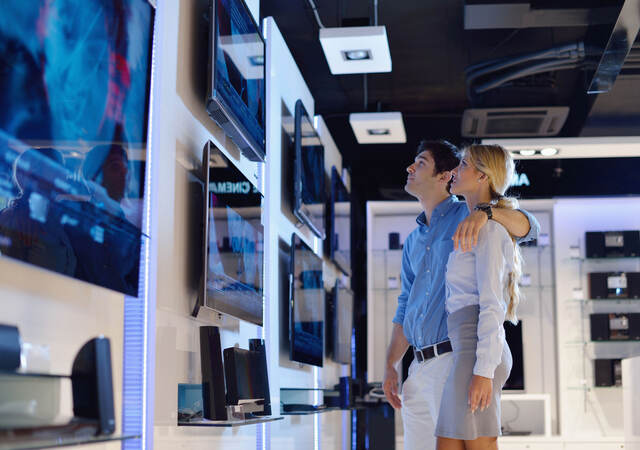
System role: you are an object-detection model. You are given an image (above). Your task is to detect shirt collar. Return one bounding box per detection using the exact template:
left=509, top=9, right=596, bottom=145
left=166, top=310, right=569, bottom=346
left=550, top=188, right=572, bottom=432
left=416, top=195, right=458, bottom=228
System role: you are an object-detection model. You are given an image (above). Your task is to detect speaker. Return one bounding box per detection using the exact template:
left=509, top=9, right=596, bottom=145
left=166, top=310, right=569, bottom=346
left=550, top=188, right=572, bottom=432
left=586, top=232, right=605, bottom=258
left=199, top=326, right=227, bottom=420
left=249, top=338, right=271, bottom=416
left=388, top=232, right=400, bottom=250
left=0, top=324, right=21, bottom=371
left=594, top=359, right=615, bottom=387
left=588, top=273, right=609, bottom=299
left=71, top=337, right=115, bottom=435
left=590, top=314, right=610, bottom=341
left=628, top=273, right=640, bottom=299
left=223, top=347, right=264, bottom=406
left=623, top=231, right=640, bottom=257
left=629, top=313, right=640, bottom=340
left=589, top=272, right=630, bottom=299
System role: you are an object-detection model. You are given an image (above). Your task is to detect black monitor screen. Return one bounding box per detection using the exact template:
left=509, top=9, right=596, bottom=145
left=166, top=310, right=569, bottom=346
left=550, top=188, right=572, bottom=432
left=333, top=284, right=353, bottom=365
left=211, top=0, right=265, bottom=157
left=0, top=1, right=154, bottom=296
left=290, top=234, right=324, bottom=367
left=203, top=142, right=264, bottom=325
left=330, top=167, right=351, bottom=275
left=504, top=321, right=524, bottom=390
left=293, top=100, right=325, bottom=239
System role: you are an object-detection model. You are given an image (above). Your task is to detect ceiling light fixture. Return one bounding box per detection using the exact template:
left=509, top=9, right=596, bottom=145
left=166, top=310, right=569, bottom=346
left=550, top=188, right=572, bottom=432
left=343, top=50, right=372, bottom=61
left=350, top=112, right=406, bottom=144
left=518, top=150, right=537, bottom=156
left=540, top=147, right=559, bottom=156
left=320, top=26, right=392, bottom=74
left=367, top=128, right=390, bottom=136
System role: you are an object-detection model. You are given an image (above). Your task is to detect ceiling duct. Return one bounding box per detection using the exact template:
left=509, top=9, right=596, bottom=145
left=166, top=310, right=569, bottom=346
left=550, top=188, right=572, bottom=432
left=461, top=107, right=569, bottom=138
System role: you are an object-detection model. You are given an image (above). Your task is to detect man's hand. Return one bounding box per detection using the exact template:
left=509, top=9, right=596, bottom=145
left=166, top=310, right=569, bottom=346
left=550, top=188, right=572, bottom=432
left=452, top=210, right=488, bottom=252
left=468, top=375, right=492, bottom=413
left=383, top=365, right=402, bottom=409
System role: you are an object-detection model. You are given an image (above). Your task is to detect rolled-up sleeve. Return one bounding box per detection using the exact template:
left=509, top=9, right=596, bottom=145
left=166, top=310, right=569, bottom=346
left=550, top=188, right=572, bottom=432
left=392, top=242, right=414, bottom=326
left=515, top=208, right=540, bottom=245
left=473, top=227, right=512, bottom=379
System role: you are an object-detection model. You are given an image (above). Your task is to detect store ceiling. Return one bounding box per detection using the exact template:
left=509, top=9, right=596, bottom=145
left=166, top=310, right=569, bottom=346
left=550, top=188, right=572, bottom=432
left=260, top=0, right=640, bottom=200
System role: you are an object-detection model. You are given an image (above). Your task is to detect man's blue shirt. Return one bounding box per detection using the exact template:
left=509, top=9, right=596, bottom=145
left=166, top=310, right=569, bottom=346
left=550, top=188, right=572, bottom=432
left=392, top=196, right=540, bottom=348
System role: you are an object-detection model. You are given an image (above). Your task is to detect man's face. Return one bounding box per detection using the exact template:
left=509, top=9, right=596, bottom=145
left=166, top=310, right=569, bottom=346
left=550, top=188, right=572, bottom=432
left=102, top=149, right=128, bottom=201
left=405, top=150, right=446, bottom=198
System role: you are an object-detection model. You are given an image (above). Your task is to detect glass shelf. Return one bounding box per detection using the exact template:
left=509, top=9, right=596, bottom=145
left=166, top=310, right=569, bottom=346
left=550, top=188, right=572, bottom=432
left=0, top=434, right=138, bottom=450
left=177, top=416, right=283, bottom=427
left=0, top=370, right=69, bottom=379
left=281, top=406, right=340, bottom=416
left=566, top=298, right=640, bottom=304
left=567, top=385, right=621, bottom=391
left=568, top=256, right=640, bottom=262
left=280, top=388, right=336, bottom=392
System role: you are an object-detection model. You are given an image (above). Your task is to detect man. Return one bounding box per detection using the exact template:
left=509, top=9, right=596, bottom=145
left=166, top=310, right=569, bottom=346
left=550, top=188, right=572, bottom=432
left=382, top=140, right=539, bottom=450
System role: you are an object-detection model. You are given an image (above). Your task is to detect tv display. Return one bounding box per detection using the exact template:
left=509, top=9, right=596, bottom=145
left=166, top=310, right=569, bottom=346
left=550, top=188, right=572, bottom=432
left=290, top=234, right=324, bottom=367
left=504, top=321, right=524, bottom=390
left=327, top=280, right=354, bottom=365
left=293, top=100, right=326, bottom=239
left=0, top=1, right=154, bottom=296
left=330, top=167, right=351, bottom=275
left=207, top=0, right=265, bottom=162
left=201, top=141, right=264, bottom=325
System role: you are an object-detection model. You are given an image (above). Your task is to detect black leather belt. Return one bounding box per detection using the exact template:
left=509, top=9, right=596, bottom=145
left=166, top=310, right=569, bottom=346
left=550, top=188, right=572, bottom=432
left=413, top=341, right=452, bottom=363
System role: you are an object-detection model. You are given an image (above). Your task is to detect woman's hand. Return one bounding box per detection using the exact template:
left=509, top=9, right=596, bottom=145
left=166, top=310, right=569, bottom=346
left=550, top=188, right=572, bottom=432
left=468, top=374, right=492, bottom=413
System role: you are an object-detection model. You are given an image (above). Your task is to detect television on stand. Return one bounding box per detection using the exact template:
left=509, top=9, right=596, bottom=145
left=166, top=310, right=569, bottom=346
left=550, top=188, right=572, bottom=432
left=293, top=100, right=326, bottom=240
left=329, top=166, right=351, bottom=276
left=196, top=141, right=264, bottom=325
left=207, top=0, right=265, bottom=162
left=289, top=234, right=324, bottom=367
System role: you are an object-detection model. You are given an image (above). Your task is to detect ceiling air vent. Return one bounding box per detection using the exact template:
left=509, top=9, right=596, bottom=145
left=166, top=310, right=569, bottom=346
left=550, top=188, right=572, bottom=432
left=461, top=107, right=569, bottom=138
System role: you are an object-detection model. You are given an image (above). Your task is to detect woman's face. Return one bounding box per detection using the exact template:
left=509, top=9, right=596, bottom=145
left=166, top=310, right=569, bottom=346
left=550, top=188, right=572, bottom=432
left=450, top=154, right=484, bottom=196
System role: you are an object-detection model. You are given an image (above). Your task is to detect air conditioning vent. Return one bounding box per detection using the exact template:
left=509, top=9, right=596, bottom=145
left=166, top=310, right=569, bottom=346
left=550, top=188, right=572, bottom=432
left=461, top=107, right=569, bottom=138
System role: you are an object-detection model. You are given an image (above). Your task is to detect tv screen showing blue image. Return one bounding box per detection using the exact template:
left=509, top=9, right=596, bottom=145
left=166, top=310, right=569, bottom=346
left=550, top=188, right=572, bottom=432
left=290, top=234, right=324, bottom=367
left=293, top=100, right=326, bottom=239
left=0, top=0, right=154, bottom=296
left=208, top=0, right=265, bottom=161
left=202, top=142, right=264, bottom=325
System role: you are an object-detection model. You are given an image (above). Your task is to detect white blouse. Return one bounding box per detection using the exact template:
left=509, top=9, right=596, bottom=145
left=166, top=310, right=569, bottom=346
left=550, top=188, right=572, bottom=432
left=445, top=220, right=515, bottom=379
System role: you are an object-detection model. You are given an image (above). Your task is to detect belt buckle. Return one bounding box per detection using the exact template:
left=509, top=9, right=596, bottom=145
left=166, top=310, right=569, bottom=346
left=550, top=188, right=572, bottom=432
left=415, top=347, right=425, bottom=362
left=433, top=343, right=439, bottom=357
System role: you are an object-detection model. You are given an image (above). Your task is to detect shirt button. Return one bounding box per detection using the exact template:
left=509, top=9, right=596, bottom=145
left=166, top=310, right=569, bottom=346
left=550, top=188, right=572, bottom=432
left=427, top=246, right=430, bottom=251
left=427, top=269, right=430, bottom=273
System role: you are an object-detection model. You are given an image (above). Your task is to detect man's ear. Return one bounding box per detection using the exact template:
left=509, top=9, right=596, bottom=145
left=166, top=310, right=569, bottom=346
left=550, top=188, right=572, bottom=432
left=439, top=170, right=452, bottom=184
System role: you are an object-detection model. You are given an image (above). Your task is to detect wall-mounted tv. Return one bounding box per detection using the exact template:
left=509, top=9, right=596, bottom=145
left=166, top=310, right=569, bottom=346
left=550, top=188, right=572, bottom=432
left=504, top=321, right=524, bottom=390
left=293, top=100, right=326, bottom=239
left=330, top=167, right=351, bottom=276
left=207, top=0, right=265, bottom=162
left=326, top=280, right=354, bottom=365
left=199, top=141, right=264, bottom=325
left=0, top=1, right=155, bottom=296
left=289, top=234, right=324, bottom=367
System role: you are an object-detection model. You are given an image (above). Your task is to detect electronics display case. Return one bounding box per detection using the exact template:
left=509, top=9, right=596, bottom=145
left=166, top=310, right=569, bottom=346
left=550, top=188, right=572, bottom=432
left=206, top=0, right=266, bottom=161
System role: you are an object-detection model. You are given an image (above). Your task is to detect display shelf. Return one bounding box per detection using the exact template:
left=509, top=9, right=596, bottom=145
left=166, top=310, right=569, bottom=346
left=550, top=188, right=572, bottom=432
left=566, top=385, right=622, bottom=391
left=568, top=256, right=640, bottom=262
left=280, top=406, right=340, bottom=416
left=567, top=298, right=640, bottom=304
left=0, top=370, right=69, bottom=379
left=177, top=416, right=283, bottom=427
left=0, top=433, right=138, bottom=450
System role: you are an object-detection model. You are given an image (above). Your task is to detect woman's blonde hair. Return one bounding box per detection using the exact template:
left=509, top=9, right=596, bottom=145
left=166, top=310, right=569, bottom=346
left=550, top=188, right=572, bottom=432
left=462, top=144, right=523, bottom=324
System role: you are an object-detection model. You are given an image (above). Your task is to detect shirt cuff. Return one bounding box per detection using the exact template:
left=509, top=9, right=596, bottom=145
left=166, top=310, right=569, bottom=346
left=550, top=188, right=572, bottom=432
left=392, top=315, right=404, bottom=326
left=473, top=362, right=495, bottom=379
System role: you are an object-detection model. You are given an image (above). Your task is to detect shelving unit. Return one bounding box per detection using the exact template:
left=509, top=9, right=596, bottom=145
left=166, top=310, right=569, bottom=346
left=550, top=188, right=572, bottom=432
left=0, top=434, right=139, bottom=450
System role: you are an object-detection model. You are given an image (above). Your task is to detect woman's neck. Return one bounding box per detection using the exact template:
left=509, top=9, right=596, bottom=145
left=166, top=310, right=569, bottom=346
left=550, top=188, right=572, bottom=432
left=464, top=189, right=492, bottom=212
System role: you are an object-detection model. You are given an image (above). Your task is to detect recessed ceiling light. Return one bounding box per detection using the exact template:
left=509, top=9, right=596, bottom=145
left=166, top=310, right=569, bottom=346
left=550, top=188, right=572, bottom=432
left=540, top=147, right=559, bottom=156
left=367, top=128, right=390, bottom=136
left=518, top=150, right=537, bottom=156
left=343, top=49, right=371, bottom=61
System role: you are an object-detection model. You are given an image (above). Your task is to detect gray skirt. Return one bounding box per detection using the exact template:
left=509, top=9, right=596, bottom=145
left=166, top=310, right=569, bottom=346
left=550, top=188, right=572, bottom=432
left=435, top=305, right=512, bottom=440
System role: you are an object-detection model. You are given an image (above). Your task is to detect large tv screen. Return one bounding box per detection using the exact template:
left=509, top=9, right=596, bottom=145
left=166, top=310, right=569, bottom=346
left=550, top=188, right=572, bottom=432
left=207, top=0, right=265, bottom=162
left=327, top=281, right=353, bottom=365
left=330, top=167, right=351, bottom=276
left=290, top=234, right=324, bottom=367
left=0, top=1, right=154, bottom=296
left=293, top=100, right=326, bottom=239
left=201, top=141, right=264, bottom=325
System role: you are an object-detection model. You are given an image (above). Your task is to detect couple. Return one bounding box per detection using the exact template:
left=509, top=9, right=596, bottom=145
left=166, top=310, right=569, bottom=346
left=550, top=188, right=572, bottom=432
left=382, top=141, right=539, bottom=450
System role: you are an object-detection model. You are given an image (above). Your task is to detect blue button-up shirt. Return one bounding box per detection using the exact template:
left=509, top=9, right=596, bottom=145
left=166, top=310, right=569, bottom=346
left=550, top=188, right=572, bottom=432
left=392, top=196, right=540, bottom=348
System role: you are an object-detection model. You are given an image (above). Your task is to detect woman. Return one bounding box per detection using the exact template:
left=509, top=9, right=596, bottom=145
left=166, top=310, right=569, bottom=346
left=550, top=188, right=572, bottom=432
left=435, top=144, right=523, bottom=450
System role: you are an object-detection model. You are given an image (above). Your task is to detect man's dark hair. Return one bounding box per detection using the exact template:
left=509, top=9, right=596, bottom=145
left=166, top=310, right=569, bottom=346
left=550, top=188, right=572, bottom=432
left=416, top=140, right=460, bottom=192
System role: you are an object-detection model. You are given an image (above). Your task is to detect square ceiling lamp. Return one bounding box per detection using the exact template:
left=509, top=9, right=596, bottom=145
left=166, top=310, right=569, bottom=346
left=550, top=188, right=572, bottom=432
left=319, top=26, right=392, bottom=74
left=349, top=112, right=406, bottom=144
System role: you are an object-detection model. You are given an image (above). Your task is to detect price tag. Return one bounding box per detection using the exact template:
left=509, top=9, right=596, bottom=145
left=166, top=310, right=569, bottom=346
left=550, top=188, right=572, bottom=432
left=572, top=287, right=584, bottom=299
left=520, top=274, right=532, bottom=287
left=387, top=276, right=399, bottom=289
left=538, top=233, right=550, bottom=247
left=569, top=246, right=581, bottom=258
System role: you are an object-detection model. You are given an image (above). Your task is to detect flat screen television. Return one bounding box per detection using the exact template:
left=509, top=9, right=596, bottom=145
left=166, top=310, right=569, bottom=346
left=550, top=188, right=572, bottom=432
left=293, top=100, right=326, bottom=239
left=0, top=1, right=155, bottom=296
left=504, top=320, right=524, bottom=390
left=207, top=0, right=265, bottom=162
left=289, top=234, right=324, bottom=367
left=330, top=167, right=351, bottom=276
left=200, top=141, right=264, bottom=325
left=326, top=280, right=354, bottom=365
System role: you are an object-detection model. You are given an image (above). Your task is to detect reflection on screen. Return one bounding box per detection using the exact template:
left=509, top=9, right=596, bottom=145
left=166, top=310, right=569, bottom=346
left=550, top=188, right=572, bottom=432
left=331, top=168, right=351, bottom=275
left=291, top=235, right=324, bottom=367
left=335, top=287, right=353, bottom=365
left=0, top=1, right=153, bottom=296
left=205, top=147, right=264, bottom=325
left=214, top=0, right=265, bottom=150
